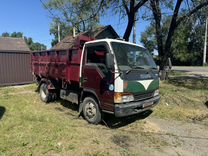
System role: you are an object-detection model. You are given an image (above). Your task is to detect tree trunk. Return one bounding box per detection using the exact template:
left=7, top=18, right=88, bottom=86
left=122, top=0, right=148, bottom=41
left=123, top=13, right=135, bottom=41
left=150, top=0, right=165, bottom=70
left=164, top=0, right=183, bottom=61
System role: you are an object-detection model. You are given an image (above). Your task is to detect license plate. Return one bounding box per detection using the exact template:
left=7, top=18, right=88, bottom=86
left=143, top=102, right=153, bottom=108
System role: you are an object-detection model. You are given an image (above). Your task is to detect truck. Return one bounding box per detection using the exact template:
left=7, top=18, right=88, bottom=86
left=31, top=35, right=160, bottom=124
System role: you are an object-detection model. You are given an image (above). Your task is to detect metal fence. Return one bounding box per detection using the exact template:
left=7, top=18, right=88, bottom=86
left=0, top=51, right=34, bottom=86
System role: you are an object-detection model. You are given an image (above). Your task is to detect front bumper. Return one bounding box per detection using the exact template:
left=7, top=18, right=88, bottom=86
left=114, top=95, right=160, bottom=117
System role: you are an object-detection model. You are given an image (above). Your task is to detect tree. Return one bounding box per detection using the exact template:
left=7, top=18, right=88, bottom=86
left=1, top=32, right=10, bottom=37
left=42, top=0, right=106, bottom=46
left=1, top=32, right=46, bottom=51
left=109, top=0, right=148, bottom=41
left=43, top=0, right=149, bottom=45
left=141, top=6, right=208, bottom=66
left=11, top=32, right=23, bottom=38
left=49, top=18, right=72, bottom=46
left=24, top=37, right=47, bottom=51
left=140, top=24, right=157, bottom=53
left=149, top=0, right=208, bottom=70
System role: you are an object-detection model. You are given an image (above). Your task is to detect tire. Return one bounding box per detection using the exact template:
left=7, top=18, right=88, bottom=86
left=82, top=97, right=102, bottom=124
left=39, top=83, right=52, bottom=103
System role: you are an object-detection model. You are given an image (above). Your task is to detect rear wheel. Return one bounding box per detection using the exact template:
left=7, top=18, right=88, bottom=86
left=82, top=97, right=101, bottom=124
left=39, top=83, right=52, bottom=103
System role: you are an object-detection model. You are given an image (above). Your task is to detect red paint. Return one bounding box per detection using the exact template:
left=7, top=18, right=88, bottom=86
left=31, top=35, right=114, bottom=112
left=82, top=64, right=114, bottom=112
left=32, top=35, right=92, bottom=83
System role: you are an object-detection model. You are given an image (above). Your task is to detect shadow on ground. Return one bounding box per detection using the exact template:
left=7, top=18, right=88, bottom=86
left=168, top=73, right=208, bottom=90
left=57, top=100, right=79, bottom=117
left=102, top=110, right=153, bottom=128
left=205, top=101, right=208, bottom=109
left=0, top=106, right=6, bottom=120
left=55, top=99, right=152, bottom=128
left=59, top=100, right=78, bottom=112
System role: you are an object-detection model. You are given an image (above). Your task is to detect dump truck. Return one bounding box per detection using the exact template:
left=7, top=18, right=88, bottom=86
left=31, top=35, right=160, bottom=124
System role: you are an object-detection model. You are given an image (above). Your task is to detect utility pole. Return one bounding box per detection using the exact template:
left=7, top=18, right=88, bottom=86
left=203, top=18, right=208, bottom=65
left=58, top=23, right=61, bottom=42
left=133, top=13, right=137, bottom=63
left=133, top=14, right=136, bottom=44
left=73, top=27, right=76, bottom=37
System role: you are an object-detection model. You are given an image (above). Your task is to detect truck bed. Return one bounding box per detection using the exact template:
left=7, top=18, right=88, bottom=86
left=31, top=35, right=92, bottom=83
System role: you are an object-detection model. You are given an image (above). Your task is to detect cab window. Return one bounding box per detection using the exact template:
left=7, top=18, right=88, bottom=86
left=86, top=45, right=108, bottom=65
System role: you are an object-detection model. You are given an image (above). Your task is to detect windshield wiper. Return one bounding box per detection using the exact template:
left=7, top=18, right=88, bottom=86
left=148, top=67, right=157, bottom=70
left=125, top=66, right=145, bottom=75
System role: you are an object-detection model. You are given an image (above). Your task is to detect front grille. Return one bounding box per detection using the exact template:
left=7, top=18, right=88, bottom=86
left=134, top=92, right=154, bottom=101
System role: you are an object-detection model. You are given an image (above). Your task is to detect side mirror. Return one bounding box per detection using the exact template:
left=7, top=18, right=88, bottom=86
left=106, top=53, right=114, bottom=69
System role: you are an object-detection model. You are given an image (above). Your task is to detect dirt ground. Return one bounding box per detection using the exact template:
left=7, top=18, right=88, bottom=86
left=34, top=104, right=208, bottom=156
left=135, top=117, right=208, bottom=156
left=51, top=102, right=208, bottom=156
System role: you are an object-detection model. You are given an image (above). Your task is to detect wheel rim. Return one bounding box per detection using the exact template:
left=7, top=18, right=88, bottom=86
left=85, top=101, right=96, bottom=120
left=40, top=85, right=47, bottom=99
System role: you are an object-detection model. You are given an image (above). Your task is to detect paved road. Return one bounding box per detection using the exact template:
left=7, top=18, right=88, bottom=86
left=172, top=66, right=208, bottom=76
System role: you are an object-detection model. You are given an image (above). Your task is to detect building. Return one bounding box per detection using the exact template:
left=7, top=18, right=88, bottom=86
left=52, top=25, right=119, bottom=50
left=0, top=37, right=33, bottom=86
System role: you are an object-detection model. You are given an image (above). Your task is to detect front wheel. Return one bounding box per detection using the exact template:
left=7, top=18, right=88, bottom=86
left=82, top=97, right=102, bottom=124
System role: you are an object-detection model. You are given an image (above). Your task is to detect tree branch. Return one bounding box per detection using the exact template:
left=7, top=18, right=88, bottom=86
left=122, top=0, right=130, bottom=15
left=172, top=0, right=183, bottom=19
left=176, top=1, right=208, bottom=26
left=134, top=0, right=148, bottom=12
left=130, top=0, right=135, bottom=11
left=150, top=0, right=164, bottom=62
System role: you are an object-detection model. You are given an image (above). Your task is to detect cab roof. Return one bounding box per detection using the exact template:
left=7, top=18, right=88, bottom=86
left=85, top=38, right=145, bottom=49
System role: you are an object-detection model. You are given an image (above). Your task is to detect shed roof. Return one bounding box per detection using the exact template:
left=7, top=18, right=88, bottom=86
left=0, top=37, right=30, bottom=52
left=52, top=25, right=119, bottom=50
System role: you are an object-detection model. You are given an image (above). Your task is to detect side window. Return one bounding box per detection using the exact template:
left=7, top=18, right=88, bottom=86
left=86, top=45, right=107, bottom=64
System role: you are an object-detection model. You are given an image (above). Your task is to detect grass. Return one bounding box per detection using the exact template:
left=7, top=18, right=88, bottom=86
left=0, top=84, right=162, bottom=155
left=152, top=82, right=208, bottom=121
left=0, top=73, right=208, bottom=155
left=152, top=71, right=208, bottom=121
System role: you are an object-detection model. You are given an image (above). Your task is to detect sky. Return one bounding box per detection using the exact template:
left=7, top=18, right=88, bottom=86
left=0, top=0, right=149, bottom=49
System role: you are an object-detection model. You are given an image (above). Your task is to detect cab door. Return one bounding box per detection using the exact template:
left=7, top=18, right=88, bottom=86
left=81, top=43, right=114, bottom=112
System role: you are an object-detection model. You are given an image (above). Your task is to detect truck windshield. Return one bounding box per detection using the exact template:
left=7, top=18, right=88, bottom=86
left=111, top=42, right=157, bottom=71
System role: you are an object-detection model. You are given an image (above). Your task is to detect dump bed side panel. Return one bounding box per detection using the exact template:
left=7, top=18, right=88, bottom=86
left=31, top=35, right=93, bottom=83
left=32, top=49, right=70, bottom=81
left=66, top=49, right=80, bottom=82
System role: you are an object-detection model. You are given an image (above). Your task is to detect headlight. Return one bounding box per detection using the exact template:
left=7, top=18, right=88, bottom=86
left=154, top=89, right=159, bottom=96
left=114, top=92, right=134, bottom=103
